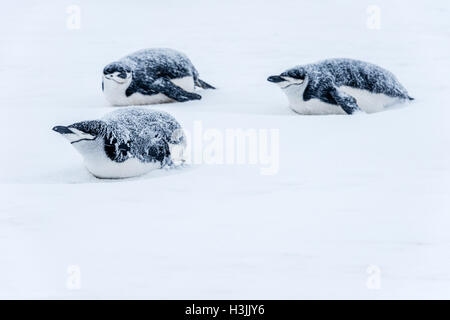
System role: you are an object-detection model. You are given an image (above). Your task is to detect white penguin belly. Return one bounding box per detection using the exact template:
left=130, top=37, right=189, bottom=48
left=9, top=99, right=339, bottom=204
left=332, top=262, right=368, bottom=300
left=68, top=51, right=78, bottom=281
left=84, top=154, right=161, bottom=179
left=75, top=140, right=157, bottom=178
left=339, top=86, right=404, bottom=113
left=79, top=141, right=187, bottom=179
left=289, top=99, right=347, bottom=115
left=103, top=76, right=195, bottom=106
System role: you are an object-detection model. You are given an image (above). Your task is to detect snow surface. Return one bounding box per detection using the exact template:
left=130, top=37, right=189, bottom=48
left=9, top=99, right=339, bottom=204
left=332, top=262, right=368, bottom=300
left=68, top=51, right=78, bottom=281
left=1, top=0, right=450, bottom=299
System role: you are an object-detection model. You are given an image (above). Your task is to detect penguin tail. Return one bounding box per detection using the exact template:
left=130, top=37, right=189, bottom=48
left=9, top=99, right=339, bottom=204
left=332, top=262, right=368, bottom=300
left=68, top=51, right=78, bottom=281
left=195, top=78, right=215, bottom=90
left=408, top=96, right=414, bottom=101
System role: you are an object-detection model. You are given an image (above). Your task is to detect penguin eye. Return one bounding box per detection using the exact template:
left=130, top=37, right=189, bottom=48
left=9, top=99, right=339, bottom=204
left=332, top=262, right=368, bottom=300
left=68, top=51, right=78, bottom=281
left=117, top=72, right=127, bottom=79
left=287, top=70, right=304, bottom=79
left=84, top=129, right=97, bottom=136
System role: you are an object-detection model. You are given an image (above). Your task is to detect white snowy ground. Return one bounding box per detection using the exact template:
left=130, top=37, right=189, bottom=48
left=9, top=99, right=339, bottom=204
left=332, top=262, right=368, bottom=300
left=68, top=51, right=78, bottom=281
left=1, top=0, right=450, bottom=299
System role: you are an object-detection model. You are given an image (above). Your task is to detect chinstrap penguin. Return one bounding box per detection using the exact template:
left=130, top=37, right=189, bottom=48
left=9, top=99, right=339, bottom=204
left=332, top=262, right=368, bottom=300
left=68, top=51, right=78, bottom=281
left=268, top=58, right=413, bottom=115
left=53, top=108, right=186, bottom=179
left=102, top=48, right=215, bottom=106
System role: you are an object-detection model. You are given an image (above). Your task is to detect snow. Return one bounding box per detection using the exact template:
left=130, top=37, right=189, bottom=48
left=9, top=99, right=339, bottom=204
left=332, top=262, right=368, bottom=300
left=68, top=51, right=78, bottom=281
left=1, top=0, right=450, bottom=299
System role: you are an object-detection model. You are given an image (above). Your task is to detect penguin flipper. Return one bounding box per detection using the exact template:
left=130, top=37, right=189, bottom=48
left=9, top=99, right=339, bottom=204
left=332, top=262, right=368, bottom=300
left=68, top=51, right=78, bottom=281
left=146, top=138, right=171, bottom=164
left=329, top=87, right=362, bottom=115
left=125, top=81, right=141, bottom=97
left=152, top=77, right=202, bottom=102
left=195, top=78, right=215, bottom=90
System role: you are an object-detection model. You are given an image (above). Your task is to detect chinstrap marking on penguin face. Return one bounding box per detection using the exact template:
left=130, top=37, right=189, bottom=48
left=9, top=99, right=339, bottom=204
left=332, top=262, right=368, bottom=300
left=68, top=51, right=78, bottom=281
left=52, top=126, right=97, bottom=144
left=268, top=73, right=306, bottom=88
left=104, top=71, right=132, bottom=84
left=103, top=61, right=132, bottom=76
left=279, top=76, right=305, bottom=89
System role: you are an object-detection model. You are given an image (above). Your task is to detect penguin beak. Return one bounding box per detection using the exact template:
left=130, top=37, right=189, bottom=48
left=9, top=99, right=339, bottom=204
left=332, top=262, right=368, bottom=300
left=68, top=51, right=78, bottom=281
left=52, top=126, right=96, bottom=144
left=52, top=126, right=73, bottom=134
left=267, top=75, right=286, bottom=83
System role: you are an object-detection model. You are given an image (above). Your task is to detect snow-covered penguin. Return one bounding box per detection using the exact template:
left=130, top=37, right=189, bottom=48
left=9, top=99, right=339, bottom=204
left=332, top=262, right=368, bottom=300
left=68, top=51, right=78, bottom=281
left=268, top=58, right=413, bottom=115
left=52, top=108, right=186, bottom=178
left=102, top=48, right=215, bottom=106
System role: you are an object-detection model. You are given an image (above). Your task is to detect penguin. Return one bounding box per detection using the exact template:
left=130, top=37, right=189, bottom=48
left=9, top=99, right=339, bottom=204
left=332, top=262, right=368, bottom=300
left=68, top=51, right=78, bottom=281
left=52, top=108, right=186, bottom=179
left=102, top=48, right=215, bottom=106
left=267, top=58, right=413, bottom=115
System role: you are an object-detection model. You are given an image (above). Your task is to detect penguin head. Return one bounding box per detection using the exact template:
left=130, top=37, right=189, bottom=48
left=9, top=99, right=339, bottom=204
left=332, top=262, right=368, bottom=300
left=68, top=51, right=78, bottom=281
left=103, top=62, right=132, bottom=85
left=267, top=67, right=307, bottom=89
left=268, top=67, right=308, bottom=105
left=53, top=120, right=107, bottom=155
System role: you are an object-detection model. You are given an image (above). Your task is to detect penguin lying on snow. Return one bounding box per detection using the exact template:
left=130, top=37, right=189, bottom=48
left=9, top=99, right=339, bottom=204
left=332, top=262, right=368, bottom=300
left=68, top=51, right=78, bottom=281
left=102, top=48, right=215, bottom=106
left=268, top=58, right=413, bottom=115
left=53, top=108, right=186, bottom=179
